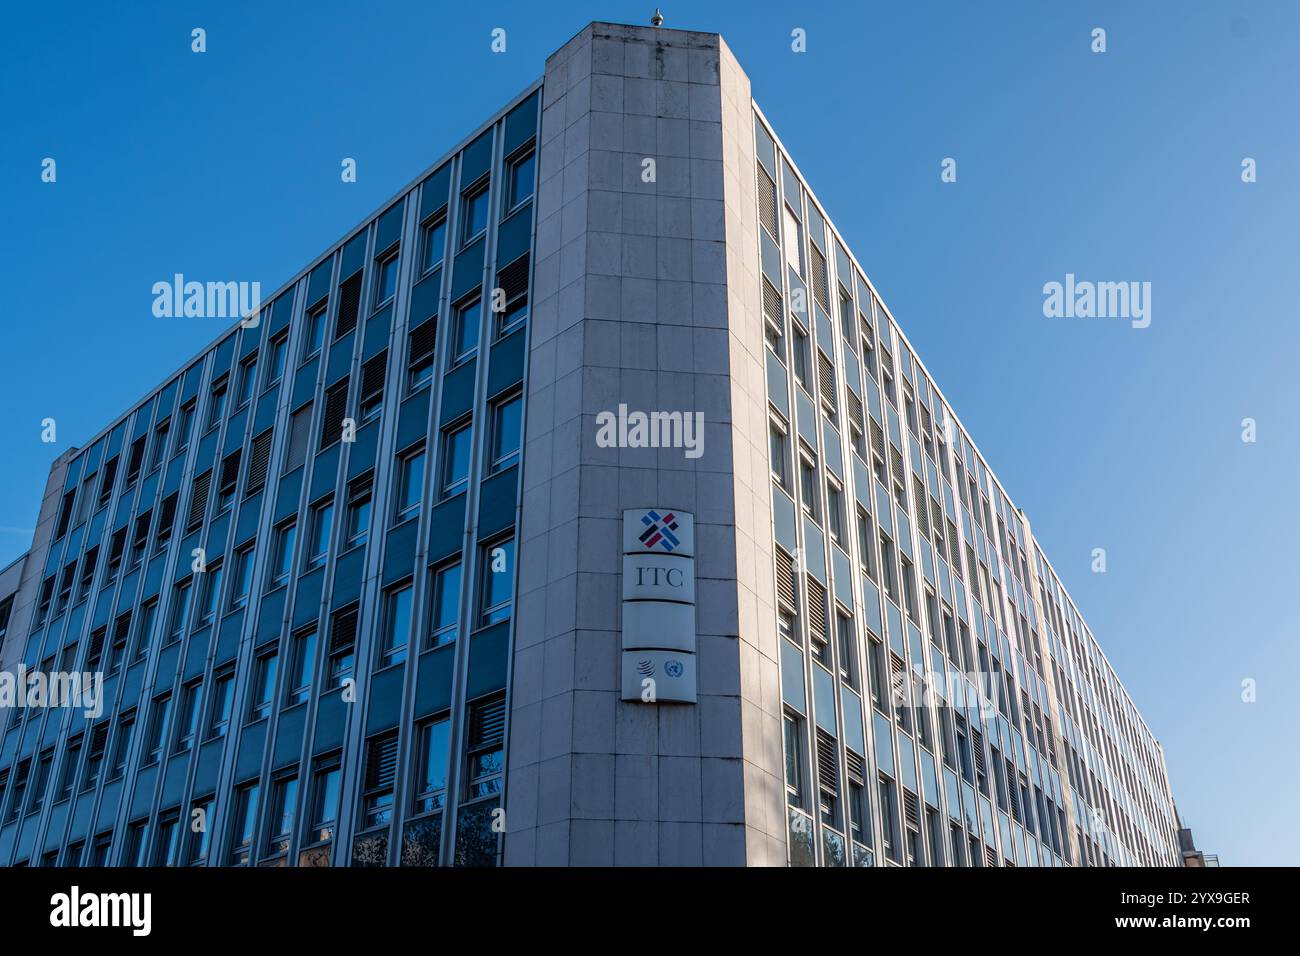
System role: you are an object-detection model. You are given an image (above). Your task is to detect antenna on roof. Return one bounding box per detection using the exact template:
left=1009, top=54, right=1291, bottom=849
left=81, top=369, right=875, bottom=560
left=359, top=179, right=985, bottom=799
left=650, top=8, right=664, bottom=27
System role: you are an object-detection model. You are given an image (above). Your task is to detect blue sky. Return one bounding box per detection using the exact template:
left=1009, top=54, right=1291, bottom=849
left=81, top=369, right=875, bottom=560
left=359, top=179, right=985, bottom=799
left=3, top=1, right=1296, bottom=864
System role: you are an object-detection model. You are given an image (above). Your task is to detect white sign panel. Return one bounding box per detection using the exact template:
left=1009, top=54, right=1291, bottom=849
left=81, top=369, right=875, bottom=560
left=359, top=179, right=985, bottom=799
left=621, top=650, right=697, bottom=704
left=623, top=600, right=695, bottom=651
left=622, top=553, right=695, bottom=603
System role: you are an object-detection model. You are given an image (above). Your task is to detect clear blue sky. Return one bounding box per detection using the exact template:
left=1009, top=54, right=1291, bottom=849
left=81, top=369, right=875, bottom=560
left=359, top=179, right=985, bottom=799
left=2, top=1, right=1296, bottom=865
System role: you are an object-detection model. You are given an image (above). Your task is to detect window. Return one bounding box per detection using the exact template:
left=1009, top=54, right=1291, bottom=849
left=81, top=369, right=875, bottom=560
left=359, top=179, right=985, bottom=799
left=494, top=255, right=530, bottom=338
left=460, top=180, right=490, bottom=245
left=837, top=612, right=857, bottom=687
left=770, top=420, right=790, bottom=490
left=155, top=812, right=182, bottom=866
left=465, top=696, right=505, bottom=798
left=505, top=148, right=535, bottom=210
left=421, top=215, right=447, bottom=274
left=109, top=714, right=134, bottom=782
left=4, top=760, right=29, bottom=823
left=429, top=562, right=461, bottom=648
left=249, top=647, right=278, bottom=721
left=344, top=477, right=372, bottom=547
left=328, top=606, right=358, bottom=688
left=187, top=796, right=214, bottom=864
left=169, top=581, right=192, bottom=641
left=374, top=251, right=399, bottom=307
left=879, top=775, right=900, bottom=862
left=441, top=421, right=472, bottom=497
left=175, top=400, right=196, bottom=453
left=265, top=775, right=298, bottom=857
left=134, top=600, right=157, bottom=662
left=270, top=520, right=296, bottom=586
left=362, top=732, right=399, bottom=829
left=415, top=718, right=450, bottom=813
left=199, top=562, right=223, bottom=624
left=266, top=332, right=288, bottom=386
left=479, top=538, right=514, bottom=627
left=143, top=696, right=171, bottom=766
left=285, top=403, right=313, bottom=471
left=306, top=758, right=342, bottom=848
left=129, top=512, right=150, bottom=566
left=799, top=454, right=819, bottom=520
left=783, top=204, right=803, bottom=275
left=58, top=736, right=82, bottom=802
left=792, top=325, right=811, bottom=388
left=783, top=711, right=806, bottom=808
left=827, top=481, right=846, bottom=543
left=230, top=545, right=254, bottom=609
left=82, top=725, right=109, bottom=792
left=287, top=627, right=317, bottom=706
left=304, top=301, right=327, bottom=358
left=205, top=670, right=234, bottom=740
left=217, top=451, right=240, bottom=511
left=359, top=350, right=387, bottom=422
left=97, top=456, right=118, bottom=506
left=87, top=832, right=113, bottom=866
left=207, top=378, right=228, bottom=428
left=380, top=583, right=412, bottom=668
left=29, top=751, right=53, bottom=815
left=488, top=393, right=522, bottom=473
left=451, top=296, right=481, bottom=364
left=236, top=355, right=258, bottom=407
left=307, top=498, right=333, bottom=568
left=229, top=783, right=259, bottom=865
left=107, top=614, right=130, bottom=675
left=174, top=680, right=202, bottom=753
left=125, top=435, right=147, bottom=486
left=407, top=319, right=436, bottom=392
left=395, top=447, right=425, bottom=520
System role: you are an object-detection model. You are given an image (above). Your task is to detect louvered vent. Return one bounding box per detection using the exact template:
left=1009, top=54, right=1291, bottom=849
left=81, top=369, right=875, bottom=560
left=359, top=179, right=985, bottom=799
left=113, top=614, right=131, bottom=641
left=331, top=605, right=359, bottom=653
left=846, top=391, right=864, bottom=435
left=890, top=652, right=906, bottom=706
left=469, top=696, right=507, bottom=747
left=913, top=478, right=929, bottom=536
left=286, top=404, right=312, bottom=471
left=364, top=732, right=399, bottom=790
left=408, top=319, right=436, bottom=368
left=919, top=404, right=933, bottom=441
left=806, top=578, right=828, bottom=646
left=360, top=351, right=388, bottom=403
left=1008, top=761, right=1021, bottom=822
left=108, top=528, right=126, bottom=563
left=869, top=419, right=885, bottom=462
left=845, top=748, right=865, bottom=785
left=946, top=521, right=962, bottom=579
left=335, top=271, right=362, bottom=338
left=965, top=546, right=978, bottom=586
left=809, top=246, right=829, bottom=308
left=86, top=628, right=106, bottom=665
left=761, top=277, right=782, bottom=326
left=930, top=499, right=944, bottom=545
left=815, top=729, right=838, bottom=796
left=972, top=729, right=987, bottom=777
left=775, top=548, right=797, bottom=611
left=88, top=723, right=110, bottom=756
left=757, top=166, right=778, bottom=239
left=320, top=380, right=349, bottom=450
left=903, top=789, right=921, bottom=829
left=817, top=352, right=836, bottom=410
left=246, top=431, right=272, bottom=494
left=889, top=444, right=905, bottom=485
left=984, top=844, right=998, bottom=867
left=186, top=471, right=211, bottom=531
left=496, top=254, right=530, bottom=302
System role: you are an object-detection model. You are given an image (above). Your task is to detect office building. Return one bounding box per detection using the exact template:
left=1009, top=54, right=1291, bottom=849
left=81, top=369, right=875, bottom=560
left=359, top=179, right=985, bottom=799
left=0, top=20, right=1181, bottom=867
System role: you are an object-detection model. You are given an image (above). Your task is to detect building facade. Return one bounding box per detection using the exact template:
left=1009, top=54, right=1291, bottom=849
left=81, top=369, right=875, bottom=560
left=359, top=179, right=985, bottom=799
left=0, top=20, right=1181, bottom=868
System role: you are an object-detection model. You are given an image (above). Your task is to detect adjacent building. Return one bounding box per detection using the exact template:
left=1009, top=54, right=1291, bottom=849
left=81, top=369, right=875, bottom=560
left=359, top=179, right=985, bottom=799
left=0, top=19, right=1182, bottom=868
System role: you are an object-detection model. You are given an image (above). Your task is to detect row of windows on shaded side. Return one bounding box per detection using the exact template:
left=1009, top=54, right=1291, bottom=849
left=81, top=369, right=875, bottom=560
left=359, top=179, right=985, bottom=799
left=1, top=694, right=506, bottom=868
